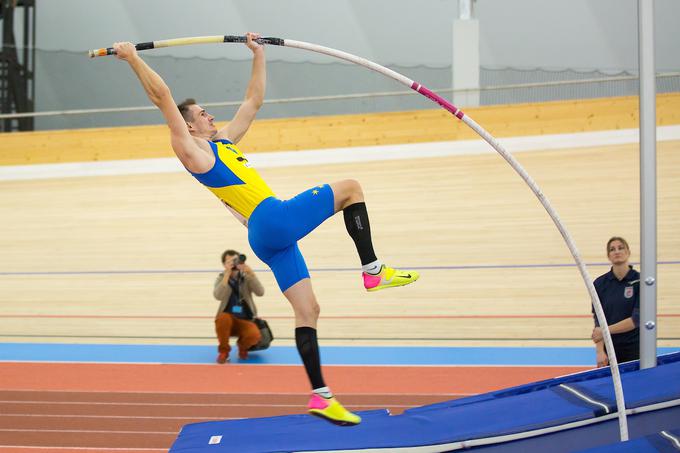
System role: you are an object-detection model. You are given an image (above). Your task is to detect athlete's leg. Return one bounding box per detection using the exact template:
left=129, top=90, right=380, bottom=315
left=251, top=243, right=324, bottom=389
left=283, top=278, right=360, bottom=425
left=249, top=203, right=356, bottom=423
left=283, top=278, right=323, bottom=384
left=330, top=180, right=420, bottom=290
left=330, top=180, right=379, bottom=270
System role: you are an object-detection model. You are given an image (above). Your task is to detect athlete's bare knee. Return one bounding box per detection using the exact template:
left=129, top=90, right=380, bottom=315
left=333, top=179, right=364, bottom=210
left=346, top=179, right=363, bottom=197
left=294, top=301, right=320, bottom=326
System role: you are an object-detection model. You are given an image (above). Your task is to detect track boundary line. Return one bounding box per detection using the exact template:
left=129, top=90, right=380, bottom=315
left=0, top=400, right=414, bottom=408
left=0, top=428, right=176, bottom=434
left=1, top=313, right=678, bottom=320
left=0, top=447, right=167, bottom=451
left=1, top=259, right=678, bottom=277
left=0, top=389, right=472, bottom=396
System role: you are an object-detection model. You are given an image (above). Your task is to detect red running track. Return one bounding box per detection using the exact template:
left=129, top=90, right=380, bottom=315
left=0, top=362, right=589, bottom=452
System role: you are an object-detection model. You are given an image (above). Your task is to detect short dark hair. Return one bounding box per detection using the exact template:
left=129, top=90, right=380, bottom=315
left=221, top=249, right=239, bottom=264
left=177, top=98, right=197, bottom=122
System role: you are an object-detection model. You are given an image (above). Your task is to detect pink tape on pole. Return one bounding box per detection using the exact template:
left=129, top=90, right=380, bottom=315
left=411, top=82, right=465, bottom=119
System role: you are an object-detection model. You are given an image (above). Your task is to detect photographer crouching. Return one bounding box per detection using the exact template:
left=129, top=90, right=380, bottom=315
left=213, top=249, right=264, bottom=363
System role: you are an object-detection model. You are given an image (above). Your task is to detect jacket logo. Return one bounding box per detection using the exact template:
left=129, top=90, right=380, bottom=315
left=624, top=286, right=634, bottom=299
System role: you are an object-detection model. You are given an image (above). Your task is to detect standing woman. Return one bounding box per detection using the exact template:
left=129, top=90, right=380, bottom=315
left=591, top=237, right=640, bottom=367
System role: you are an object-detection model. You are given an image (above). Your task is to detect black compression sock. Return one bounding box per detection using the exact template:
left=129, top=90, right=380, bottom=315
left=295, top=327, right=326, bottom=390
left=343, top=202, right=378, bottom=265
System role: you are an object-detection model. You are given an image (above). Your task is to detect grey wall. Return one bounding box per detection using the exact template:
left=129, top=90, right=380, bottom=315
left=35, top=0, right=680, bottom=70
left=15, top=0, right=680, bottom=129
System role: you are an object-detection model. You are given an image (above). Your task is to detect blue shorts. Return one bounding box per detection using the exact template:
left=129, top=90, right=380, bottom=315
left=247, top=184, right=335, bottom=292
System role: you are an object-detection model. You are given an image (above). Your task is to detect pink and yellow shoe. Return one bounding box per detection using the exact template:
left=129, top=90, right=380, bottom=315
left=363, top=265, right=420, bottom=292
left=308, top=393, right=361, bottom=426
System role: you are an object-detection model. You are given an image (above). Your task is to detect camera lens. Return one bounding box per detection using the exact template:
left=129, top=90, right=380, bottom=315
left=239, top=254, right=246, bottom=263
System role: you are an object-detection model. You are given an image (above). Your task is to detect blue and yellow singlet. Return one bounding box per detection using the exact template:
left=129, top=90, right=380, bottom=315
left=188, top=139, right=275, bottom=218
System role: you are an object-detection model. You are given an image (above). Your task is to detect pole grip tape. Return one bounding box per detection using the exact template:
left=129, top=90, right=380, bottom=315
left=136, top=41, right=155, bottom=51
left=223, top=35, right=284, bottom=46
left=88, top=41, right=154, bottom=58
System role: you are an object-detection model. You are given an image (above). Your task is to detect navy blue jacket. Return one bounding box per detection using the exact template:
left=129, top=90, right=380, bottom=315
left=592, top=266, right=640, bottom=349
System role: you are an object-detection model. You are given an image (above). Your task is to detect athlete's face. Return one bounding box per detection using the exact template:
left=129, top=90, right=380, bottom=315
left=607, top=240, right=630, bottom=265
left=186, top=104, right=217, bottom=137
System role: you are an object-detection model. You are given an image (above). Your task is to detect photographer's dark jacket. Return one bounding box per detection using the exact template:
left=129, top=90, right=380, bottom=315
left=213, top=271, right=264, bottom=319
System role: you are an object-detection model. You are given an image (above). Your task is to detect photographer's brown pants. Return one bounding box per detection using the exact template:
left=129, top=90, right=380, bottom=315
left=215, top=313, right=261, bottom=354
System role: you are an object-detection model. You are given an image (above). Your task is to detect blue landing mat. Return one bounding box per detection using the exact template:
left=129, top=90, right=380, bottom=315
left=169, top=352, right=680, bottom=453
left=576, top=428, right=680, bottom=452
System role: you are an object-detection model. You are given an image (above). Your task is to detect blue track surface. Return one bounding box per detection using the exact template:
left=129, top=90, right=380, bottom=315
left=0, top=343, right=677, bottom=366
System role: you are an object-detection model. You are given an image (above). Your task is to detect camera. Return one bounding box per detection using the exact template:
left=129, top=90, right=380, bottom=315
left=232, top=253, right=247, bottom=266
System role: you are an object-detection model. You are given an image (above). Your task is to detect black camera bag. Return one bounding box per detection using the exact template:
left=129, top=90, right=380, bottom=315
left=249, top=318, right=273, bottom=351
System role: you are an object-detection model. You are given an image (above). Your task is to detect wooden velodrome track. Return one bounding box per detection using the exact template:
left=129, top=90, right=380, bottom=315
left=0, top=95, right=679, bottom=451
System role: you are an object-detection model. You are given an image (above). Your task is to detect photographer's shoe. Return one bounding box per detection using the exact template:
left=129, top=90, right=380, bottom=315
left=216, top=352, right=229, bottom=364
left=363, top=265, right=419, bottom=292
left=238, top=349, right=249, bottom=360
left=308, top=394, right=361, bottom=426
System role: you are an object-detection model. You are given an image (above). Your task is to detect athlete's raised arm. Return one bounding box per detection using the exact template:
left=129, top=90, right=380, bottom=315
left=214, top=32, right=266, bottom=144
left=114, top=42, right=212, bottom=172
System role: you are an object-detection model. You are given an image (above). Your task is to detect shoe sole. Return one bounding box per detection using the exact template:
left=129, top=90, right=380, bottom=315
left=366, top=274, right=420, bottom=292
left=309, top=410, right=361, bottom=426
